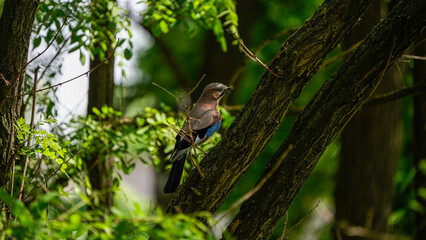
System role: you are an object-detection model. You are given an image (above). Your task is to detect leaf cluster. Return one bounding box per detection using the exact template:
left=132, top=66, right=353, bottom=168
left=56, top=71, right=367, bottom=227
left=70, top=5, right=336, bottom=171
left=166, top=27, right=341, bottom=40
left=141, top=0, right=239, bottom=52
left=0, top=189, right=217, bottom=239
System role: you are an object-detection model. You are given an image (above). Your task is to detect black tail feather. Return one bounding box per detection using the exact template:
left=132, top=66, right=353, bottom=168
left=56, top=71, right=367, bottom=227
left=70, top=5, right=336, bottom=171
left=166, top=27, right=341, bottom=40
left=164, top=154, right=186, bottom=193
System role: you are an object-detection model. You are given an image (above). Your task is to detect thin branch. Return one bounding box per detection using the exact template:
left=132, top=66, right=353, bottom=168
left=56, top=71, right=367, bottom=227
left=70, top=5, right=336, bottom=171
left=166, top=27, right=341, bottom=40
left=155, top=81, right=207, bottom=179
left=152, top=82, right=186, bottom=109
left=218, top=144, right=293, bottom=222
left=1, top=73, right=10, bottom=85
left=402, top=54, right=426, bottom=61
left=235, top=35, right=283, bottom=78
left=278, top=211, right=289, bottom=240
left=253, top=28, right=297, bottom=54
left=6, top=43, right=118, bottom=98
left=365, top=82, right=426, bottom=106
left=39, top=35, right=72, bottom=81
left=22, top=149, right=81, bottom=202
left=284, top=201, right=320, bottom=235
left=320, top=40, right=363, bottom=70
left=17, top=66, right=40, bottom=202
left=0, top=18, right=69, bottom=110
left=226, top=29, right=297, bottom=92
left=25, top=20, right=68, bottom=70
left=329, top=39, right=396, bottom=144
left=184, top=74, right=206, bottom=99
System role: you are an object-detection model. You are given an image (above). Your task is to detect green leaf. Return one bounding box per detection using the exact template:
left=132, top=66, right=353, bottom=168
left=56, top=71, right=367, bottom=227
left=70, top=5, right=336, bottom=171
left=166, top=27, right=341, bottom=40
left=42, top=148, right=50, bottom=156
left=79, top=50, right=86, bottom=65
left=159, top=20, right=169, bottom=33
left=124, top=48, right=132, bottom=60
left=33, top=36, right=42, bottom=48
left=92, top=107, right=101, bottom=116
left=69, top=45, right=80, bottom=53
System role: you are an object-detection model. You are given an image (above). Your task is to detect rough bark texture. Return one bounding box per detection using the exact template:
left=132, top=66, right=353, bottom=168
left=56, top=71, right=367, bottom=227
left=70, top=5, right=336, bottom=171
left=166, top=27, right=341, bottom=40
left=228, top=0, right=425, bottom=239
left=334, top=1, right=403, bottom=238
left=0, top=0, right=38, bottom=188
left=86, top=1, right=116, bottom=209
left=167, top=0, right=373, bottom=214
left=414, top=35, right=426, bottom=238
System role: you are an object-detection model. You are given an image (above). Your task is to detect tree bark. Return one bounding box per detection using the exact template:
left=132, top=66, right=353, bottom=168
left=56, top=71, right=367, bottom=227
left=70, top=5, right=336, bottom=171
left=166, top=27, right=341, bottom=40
left=167, top=0, right=373, bottom=214
left=333, top=1, right=403, bottom=239
left=86, top=0, right=115, bottom=209
left=228, top=0, right=425, bottom=239
left=413, top=34, right=426, bottom=239
left=0, top=0, right=38, bottom=188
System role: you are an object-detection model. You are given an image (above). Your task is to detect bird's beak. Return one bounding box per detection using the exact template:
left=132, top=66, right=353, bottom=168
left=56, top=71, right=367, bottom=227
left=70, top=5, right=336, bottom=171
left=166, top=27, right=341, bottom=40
left=224, top=86, right=232, bottom=95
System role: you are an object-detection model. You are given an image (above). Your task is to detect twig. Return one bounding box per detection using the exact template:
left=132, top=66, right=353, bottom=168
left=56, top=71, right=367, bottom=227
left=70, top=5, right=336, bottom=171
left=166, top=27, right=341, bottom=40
left=154, top=80, right=208, bottom=178
left=39, top=35, right=71, bottom=81
left=165, top=119, right=191, bottom=144
left=29, top=155, right=44, bottom=183
left=56, top=200, right=86, bottom=221
left=227, top=28, right=297, bottom=91
left=218, top=144, right=293, bottom=221
left=22, top=149, right=81, bottom=201
left=284, top=201, right=320, bottom=235
left=329, top=39, right=396, bottom=144
left=186, top=117, right=205, bottom=179
left=365, top=82, right=426, bottom=106
left=235, top=35, right=283, bottom=78
left=320, top=40, right=362, bottom=70
left=254, top=28, right=297, bottom=54
left=188, top=153, right=205, bottom=179
left=278, top=211, right=289, bottom=240
left=401, top=54, right=426, bottom=61
left=25, top=18, right=68, bottom=69
left=0, top=18, right=68, bottom=110
left=17, top=66, right=40, bottom=202
left=1, top=73, right=10, bottom=85
left=152, top=82, right=186, bottom=109
left=184, top=74, right=206, bottom=99
left=6, top=42, right=118, bottom=98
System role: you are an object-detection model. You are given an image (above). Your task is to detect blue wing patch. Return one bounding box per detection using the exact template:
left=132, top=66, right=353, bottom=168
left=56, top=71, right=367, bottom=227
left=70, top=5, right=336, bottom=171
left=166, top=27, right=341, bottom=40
left=206, top=121, right=222, bottom=137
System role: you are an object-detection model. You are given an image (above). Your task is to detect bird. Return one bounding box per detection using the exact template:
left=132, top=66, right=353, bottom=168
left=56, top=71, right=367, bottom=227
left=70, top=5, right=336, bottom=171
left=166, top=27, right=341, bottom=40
left=164, top=82, right=231, bottom=193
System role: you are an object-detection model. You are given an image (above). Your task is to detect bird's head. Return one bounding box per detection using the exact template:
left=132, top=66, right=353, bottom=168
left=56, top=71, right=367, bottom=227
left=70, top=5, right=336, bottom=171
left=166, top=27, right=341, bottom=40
left=200, top=82, right=232, bottom=102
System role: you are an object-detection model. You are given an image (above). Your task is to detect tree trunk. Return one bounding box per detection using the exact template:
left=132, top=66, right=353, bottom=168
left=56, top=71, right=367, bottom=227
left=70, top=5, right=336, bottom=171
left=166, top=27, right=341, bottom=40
left=228, top=0, right=425, bottom=239
left=86, top=0, right=115, bottom=209
left=0, top=0, right=38, bottom=188
left=167, top=0, right=373, bottom=214
left=333, top=1, right=403, bottom=239
left=413, top=34, right=426, bottom=239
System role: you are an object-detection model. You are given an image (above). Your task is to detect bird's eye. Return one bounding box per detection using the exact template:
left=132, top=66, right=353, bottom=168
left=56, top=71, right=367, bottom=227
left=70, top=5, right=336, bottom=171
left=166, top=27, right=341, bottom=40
left=218, top=87, right=224, bottom=92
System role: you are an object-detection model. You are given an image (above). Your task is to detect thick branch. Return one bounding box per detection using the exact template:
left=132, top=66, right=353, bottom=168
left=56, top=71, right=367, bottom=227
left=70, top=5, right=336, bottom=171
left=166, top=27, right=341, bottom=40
left=229, top=0, right=426, bottom=238
left=167, top=0, right=373, bottom=214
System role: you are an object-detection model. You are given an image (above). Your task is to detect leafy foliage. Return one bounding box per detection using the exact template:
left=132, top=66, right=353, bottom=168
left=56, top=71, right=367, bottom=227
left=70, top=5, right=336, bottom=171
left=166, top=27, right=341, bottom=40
left=0, top=189, right=217, bottom=240
left=34, top=0, right=132, bottom=61
left=141, top=0, right=239, bottom=52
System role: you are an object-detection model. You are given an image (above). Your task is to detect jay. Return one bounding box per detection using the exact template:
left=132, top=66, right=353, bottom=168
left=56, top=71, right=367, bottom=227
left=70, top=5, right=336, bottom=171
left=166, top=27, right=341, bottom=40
left=164, top=83, right=231, bottom=193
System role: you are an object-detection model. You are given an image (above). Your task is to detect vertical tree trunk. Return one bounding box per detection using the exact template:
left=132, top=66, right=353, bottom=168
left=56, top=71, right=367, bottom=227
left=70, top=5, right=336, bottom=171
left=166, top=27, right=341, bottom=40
left=413, top=35, right=426, bottom=239
left=86, top=0, right=115, bottom=209
left=334, top=1, right=403, bottom=238
left=0, top=0, right=38, bottom=188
